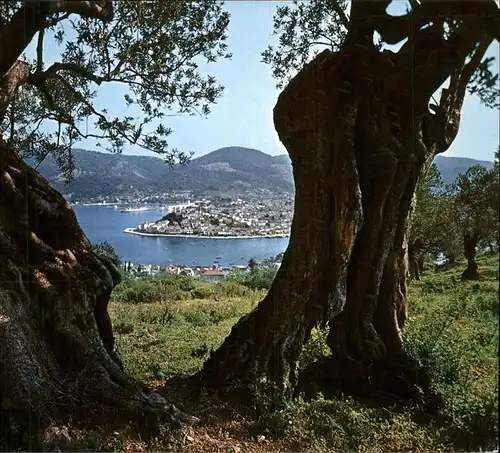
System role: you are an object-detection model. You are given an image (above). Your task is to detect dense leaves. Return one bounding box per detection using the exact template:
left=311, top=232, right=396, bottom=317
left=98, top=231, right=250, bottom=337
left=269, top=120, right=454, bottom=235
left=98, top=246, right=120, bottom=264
left=1, top=0, right=231, bottom=180
left=92, top=240, right=122, bottom=266
left=409, top=165, right=452, bottom=275
left=261, top=0, right=347, bottom=89
left=262, top=0, right=499, bottom=105
left=411, top=159, right=498, bottom=273
left=447, top=165, right=499, bottom=247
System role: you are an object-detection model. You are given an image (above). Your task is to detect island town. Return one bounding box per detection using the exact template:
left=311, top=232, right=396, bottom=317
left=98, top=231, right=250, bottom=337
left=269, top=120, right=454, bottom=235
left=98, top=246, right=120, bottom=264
left=124, top=196, right=294, bottom=239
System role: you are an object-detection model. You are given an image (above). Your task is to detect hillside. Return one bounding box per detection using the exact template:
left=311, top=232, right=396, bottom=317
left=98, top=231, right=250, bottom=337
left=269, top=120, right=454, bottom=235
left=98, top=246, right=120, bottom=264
left=32, top=146, right=293, bottom=200
left=433, top=155, right=494, bottom=185
left=31, top=147, right=492, bottom=200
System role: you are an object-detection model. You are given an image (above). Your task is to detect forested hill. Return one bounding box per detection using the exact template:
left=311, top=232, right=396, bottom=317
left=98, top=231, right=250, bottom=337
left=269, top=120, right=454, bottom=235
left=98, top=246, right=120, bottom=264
left=31, top=146, right=493, bottom=200
left=433, top=155, right=494, bottom=185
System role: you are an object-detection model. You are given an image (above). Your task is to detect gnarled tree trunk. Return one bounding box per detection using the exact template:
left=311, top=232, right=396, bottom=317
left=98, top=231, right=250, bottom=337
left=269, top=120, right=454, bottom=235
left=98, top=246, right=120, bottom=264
left=461, top=232, right=480, bottom=281
left=197, top=1, right=493, bottom=403
left=196, top=50, right=363, bottom=400
left=0, top=146, right=194, bottom=449
left=197, top=48, right=430, bottom=401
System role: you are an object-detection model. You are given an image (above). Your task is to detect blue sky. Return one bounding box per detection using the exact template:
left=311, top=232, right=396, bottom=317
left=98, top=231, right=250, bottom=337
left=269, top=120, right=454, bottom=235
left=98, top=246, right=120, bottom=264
left=36, top=1, right=499, bottom=162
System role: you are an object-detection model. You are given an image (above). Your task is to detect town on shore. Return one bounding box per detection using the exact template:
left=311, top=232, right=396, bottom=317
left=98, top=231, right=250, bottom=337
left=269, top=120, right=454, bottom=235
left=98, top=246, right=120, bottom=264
left=121, top=253, right=284, bottom=282
left=126, top=196, right=293, bottom=239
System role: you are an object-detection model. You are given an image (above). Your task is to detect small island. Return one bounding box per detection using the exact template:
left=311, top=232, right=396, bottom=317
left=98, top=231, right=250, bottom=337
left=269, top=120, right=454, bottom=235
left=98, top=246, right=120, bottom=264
left=126, top=197, right=293, bottom=239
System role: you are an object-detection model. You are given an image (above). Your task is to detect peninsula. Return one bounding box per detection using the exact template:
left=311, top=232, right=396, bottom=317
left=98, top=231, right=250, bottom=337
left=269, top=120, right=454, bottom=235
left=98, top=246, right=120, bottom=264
left=129, top=196, right=293, bottom=239
left=123, top=228, right=289, bottom=239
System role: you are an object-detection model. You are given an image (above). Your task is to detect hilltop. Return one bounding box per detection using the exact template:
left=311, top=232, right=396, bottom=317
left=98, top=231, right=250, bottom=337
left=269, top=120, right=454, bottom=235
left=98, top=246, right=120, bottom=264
left=32, top=146, right=493, bottom=201
left=32, top=146, right=293, bottom=200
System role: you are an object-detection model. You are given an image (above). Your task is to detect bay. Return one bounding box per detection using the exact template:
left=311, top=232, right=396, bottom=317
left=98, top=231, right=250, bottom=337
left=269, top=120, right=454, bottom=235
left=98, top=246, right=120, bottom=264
left=73, top=205, right=289, bottom=267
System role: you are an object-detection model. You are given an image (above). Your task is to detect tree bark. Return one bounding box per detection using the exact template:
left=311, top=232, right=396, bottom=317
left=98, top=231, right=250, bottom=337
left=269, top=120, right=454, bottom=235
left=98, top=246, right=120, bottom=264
left=197, top=48, right=433, bottom=401
left=0, top=146, right=194, bottom=449
left=408, top=239, right=423, bottom=280
left=195, top=50, right=363, bottom=400
left=461, top=232, right=480, bottom=281
left=0, top=1, right=113, bottom=78
left=197, top=5, right=490, bottom=402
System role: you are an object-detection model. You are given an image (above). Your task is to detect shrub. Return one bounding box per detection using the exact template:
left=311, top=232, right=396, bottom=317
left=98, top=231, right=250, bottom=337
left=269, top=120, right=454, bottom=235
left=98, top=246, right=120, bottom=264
left=227, top=267, right=277, bottom=291
left=253, top=395, right=447, bottom=452
left=111, top=279, right=163, bottom=303
left=92, top=241, right=121, bottom=266
left=214, top=280, right=250, bottom=298
left=404, top=263, right=499, bottom=450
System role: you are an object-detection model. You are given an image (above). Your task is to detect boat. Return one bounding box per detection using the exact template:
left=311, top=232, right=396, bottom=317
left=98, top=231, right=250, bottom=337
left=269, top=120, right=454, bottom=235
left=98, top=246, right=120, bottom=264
left=120, top=206, right=150, bottom=213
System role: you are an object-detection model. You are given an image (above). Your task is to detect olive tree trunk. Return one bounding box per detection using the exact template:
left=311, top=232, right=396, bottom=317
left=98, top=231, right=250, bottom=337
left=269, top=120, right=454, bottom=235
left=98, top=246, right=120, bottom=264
left=0, top=146, right=194, bottom=449
left=196, top=50, right=363, bottom=400
left=461, top=232, right=480, bottom=281
left=408, top=239, right=424, bottom=280
left=196, top=48, right=431, bottom=400
left=197, top=3, right=490, bottom=401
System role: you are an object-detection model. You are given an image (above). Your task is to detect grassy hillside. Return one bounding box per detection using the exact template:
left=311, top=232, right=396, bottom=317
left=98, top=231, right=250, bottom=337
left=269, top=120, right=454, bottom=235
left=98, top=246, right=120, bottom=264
left=69, top=255, right=498, bottom=452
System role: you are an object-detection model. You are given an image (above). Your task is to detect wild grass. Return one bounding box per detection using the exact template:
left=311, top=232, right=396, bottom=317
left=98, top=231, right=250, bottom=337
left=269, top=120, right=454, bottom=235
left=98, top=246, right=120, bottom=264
left=101, top=254, right=499, bottom=451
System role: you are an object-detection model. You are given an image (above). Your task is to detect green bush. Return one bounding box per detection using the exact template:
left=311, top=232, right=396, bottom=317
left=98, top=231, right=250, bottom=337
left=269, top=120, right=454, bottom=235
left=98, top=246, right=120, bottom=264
left=214, top=280, right=250, bottom=297
left=190, top=285, right=213, bottom=299
left=227, top=267, right=277, bottom=291
left=92, top=240, right=121, bottom=266
left=404, top=260, right=499, bottom=450
left=111, top=274, right=220, bottom=303
left=113, top=279, right=165, bottom=303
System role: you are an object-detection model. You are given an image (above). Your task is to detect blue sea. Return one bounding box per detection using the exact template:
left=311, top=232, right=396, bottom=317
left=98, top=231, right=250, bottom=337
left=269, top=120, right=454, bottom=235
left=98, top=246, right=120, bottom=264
left=72, top=205, right=289, bottom=267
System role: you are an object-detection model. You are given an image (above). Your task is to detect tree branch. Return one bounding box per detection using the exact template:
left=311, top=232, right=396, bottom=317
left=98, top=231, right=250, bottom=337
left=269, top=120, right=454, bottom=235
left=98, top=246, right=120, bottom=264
left=47, top=0, right=113, bottom=21
left=326, top=0, right=349, bottom=29
left=36, top=27, right=45, bottom=73
left=0, top=61, right=30, bottom=124
left=375, top=0, right=500, bottom=45
left=400, top=19, right=489, bottom=103
left=344, top=0, right=392, bottom=50
left=0, top=1, right=113, bottom=79
left=38, top=62, right=106, bottom=85
left=432, top=33, right=493, bottom=153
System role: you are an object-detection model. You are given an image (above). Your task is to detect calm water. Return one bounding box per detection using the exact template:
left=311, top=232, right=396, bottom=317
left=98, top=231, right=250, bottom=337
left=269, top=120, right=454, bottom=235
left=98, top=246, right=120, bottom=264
left=73, top=205, right=289, bottom=267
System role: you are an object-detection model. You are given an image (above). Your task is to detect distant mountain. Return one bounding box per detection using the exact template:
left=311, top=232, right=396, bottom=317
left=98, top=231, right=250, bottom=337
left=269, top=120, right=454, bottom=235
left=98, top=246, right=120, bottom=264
left=32, top=146, right=294, bottom=200
left=31, top=146, right=492, bottom=200
left=433, top=155, right=494, bottom=185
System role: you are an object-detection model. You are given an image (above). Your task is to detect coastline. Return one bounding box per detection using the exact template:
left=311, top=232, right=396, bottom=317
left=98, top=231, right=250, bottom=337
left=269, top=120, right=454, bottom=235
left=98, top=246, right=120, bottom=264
left=123, top=228, right=289, bottom=240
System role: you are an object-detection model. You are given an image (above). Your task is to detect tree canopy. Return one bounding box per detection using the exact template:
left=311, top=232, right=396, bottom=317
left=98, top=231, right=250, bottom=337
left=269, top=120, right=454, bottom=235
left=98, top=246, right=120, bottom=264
left=447, top=164, right=499, bottom=248
left=0, top=0, right=230, bottom=179
left=263, top=0, right=499, bottom=109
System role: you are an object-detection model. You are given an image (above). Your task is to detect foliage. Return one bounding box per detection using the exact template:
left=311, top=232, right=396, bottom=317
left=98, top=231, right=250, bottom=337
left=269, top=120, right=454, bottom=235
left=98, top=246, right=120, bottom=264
left=262, top=0, right=498, bottom=107
left=92, top=240, right=121, bottom=266
left=404, top=253, right=499, bottom=450
left=447, top=164, right=499, bottom=248
left=109, top=277, right=261, bottom=380
left=1, top=0, right=230, bottom=181
left=410, top=159, right=499, bottom=268
left=111, top=273, right=260, bottom=305
left=409, top=164, right=452, bottom=260
left=226, top=266, right=277, bottom=291
left=261, top=0, right=347, bottom=89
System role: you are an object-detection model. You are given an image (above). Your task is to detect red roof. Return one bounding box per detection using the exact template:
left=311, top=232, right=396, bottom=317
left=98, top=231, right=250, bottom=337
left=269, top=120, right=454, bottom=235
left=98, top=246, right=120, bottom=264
left=201, top=269, right=224, bottom=276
